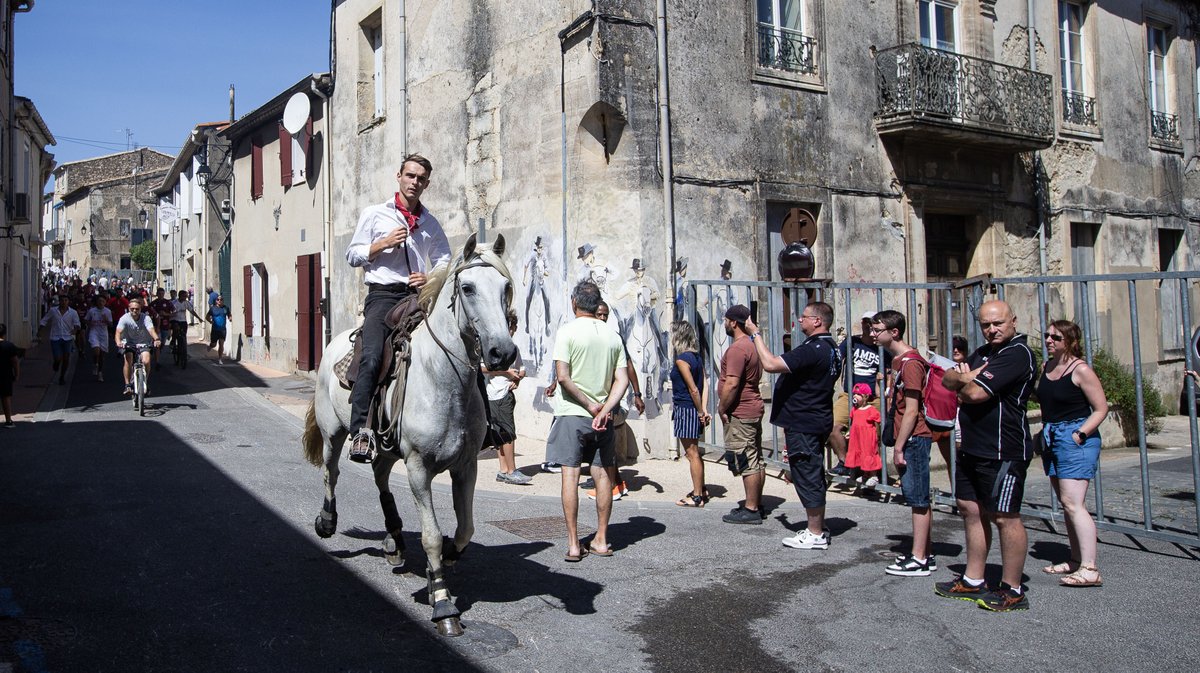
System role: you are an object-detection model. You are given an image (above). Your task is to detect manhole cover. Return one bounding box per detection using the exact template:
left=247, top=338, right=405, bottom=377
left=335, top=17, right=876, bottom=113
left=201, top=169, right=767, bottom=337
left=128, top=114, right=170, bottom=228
left=489, top=516, right=593, bottom=541
left=185, top=433, right=223, bottom=444
left=0, top=617, right=78, bottom=647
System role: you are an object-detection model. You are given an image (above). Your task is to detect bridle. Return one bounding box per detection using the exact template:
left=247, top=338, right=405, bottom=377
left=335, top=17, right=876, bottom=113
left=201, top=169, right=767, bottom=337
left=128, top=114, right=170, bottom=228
left=425, top=255, right=510, bottom=372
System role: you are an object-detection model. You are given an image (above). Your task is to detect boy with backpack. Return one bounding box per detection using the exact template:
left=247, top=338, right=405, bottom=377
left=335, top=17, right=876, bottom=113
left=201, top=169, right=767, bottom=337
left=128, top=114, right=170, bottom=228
left=871, top=310, right=939, bottom=576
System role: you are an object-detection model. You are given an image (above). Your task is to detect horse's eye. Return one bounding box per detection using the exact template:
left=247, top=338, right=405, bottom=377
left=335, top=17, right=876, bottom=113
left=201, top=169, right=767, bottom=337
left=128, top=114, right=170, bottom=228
left=462, top=283, right=475, bottom=296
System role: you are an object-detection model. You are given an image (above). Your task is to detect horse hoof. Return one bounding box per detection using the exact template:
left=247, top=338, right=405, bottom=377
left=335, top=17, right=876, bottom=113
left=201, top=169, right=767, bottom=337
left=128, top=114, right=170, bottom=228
left=313, top=513, right=337, bottom=539
left=435, top=617, right=464, bottom=637
left=383, top=535, right=406, bottom=568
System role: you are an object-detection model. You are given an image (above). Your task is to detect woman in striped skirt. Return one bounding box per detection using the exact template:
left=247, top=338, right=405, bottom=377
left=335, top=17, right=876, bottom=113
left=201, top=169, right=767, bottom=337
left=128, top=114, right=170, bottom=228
left=671, top=320, right=711, bottom=507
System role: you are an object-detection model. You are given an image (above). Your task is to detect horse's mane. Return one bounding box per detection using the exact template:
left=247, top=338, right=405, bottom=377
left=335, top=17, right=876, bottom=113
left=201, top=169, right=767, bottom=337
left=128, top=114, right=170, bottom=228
left=418, top=241, right=514, bottom=314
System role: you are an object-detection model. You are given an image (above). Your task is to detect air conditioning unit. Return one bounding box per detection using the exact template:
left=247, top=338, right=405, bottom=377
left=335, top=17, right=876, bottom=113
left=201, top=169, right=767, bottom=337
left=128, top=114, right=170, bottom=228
left=11, top=193, right=29, bottom=222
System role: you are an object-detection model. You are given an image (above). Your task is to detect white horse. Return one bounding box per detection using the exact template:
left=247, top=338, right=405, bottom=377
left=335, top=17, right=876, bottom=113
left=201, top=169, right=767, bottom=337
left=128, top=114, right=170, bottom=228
left=303, top=235, right=516, bottom=637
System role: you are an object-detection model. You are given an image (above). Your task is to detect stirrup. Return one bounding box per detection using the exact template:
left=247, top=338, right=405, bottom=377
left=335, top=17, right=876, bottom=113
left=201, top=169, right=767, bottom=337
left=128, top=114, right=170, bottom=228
left=348, top=431, right=376, bottom=464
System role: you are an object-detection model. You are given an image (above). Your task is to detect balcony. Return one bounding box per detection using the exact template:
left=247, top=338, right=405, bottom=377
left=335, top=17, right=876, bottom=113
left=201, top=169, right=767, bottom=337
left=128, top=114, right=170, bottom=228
left=875, top=44, right=1054, bottom=152
left=1150, top=110, right=1180, bottom=145
left=1062, top=90, right=1097, bottom=127
left=757, top=23, right=817, bottom=76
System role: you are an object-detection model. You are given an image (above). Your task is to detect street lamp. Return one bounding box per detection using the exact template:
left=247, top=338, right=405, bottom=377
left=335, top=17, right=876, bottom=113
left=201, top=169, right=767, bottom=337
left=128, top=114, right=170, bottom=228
left=195, top=161, right=212, bottom=188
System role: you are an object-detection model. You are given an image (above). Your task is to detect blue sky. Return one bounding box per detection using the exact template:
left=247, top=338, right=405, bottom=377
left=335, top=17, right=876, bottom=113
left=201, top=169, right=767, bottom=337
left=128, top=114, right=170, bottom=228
left=15, top=0, right=329, bottom=176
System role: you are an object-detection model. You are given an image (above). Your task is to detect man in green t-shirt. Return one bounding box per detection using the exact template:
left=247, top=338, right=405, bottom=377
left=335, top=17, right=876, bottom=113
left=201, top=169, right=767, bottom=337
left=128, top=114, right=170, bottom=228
left=547, top=281, right=628, bottom=562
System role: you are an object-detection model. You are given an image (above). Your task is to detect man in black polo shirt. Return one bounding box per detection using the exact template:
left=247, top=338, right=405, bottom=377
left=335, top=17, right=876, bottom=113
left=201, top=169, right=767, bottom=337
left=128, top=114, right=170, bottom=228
left=936, top=300, right=1035, bottom=612
left=746, top=301, right=843, bottom=550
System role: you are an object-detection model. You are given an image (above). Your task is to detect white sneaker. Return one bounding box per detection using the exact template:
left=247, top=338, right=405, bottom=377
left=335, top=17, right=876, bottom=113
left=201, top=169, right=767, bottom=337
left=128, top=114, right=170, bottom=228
left=98, top=372, right=104, bottom=382
left=782, top=529, right=830, bottom=550
left=863, top=476, right=879, bottom=488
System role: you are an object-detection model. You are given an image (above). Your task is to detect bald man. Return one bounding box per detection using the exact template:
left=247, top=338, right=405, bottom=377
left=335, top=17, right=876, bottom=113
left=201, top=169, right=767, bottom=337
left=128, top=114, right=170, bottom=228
left=936, top=300, right=1036, bottom=612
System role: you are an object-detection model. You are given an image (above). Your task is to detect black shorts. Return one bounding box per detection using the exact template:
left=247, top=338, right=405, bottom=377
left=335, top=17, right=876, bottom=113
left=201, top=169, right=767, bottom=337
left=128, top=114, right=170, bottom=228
left=955, top=452, right=1030, bottom=514
left=784, top=429, right=829, bottom=510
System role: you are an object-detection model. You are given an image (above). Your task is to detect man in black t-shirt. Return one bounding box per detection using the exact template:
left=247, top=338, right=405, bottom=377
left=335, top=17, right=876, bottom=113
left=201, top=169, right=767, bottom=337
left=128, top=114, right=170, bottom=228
left=936, top=300, right=1035, bottom=612
left=0, top=323, right=23, bottom=428
left=746, top=302, right=843, bottom=550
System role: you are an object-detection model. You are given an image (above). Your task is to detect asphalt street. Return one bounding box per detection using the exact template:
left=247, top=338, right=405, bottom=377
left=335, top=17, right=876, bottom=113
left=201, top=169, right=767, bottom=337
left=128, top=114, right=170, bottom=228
left=2, top=348, right=1199, bottom=672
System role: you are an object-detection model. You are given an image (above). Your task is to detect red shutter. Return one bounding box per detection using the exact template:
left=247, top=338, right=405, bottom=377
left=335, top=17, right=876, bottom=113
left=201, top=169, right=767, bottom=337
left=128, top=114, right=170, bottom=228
left=242, top=265, right=254, bottom=334
left=304, top=115, right=314, bottom=179
left=296, top=254, right=312, bottom=371
left=279, top=123, right=292, bottom=186
left=251, top=138, right=264, bottom=199
left=313, top=255, right=323, bottom=367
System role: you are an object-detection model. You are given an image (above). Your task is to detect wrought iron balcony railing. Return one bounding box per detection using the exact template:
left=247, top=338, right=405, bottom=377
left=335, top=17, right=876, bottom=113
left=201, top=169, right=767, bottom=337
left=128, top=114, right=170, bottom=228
left=1150, top=110, right=1179, bottom=144
left=757, top=23, right=817, bottom=75
left=1062, top=90, right=1097, bottom=127
left=875, top=44, right=1053, bottom=146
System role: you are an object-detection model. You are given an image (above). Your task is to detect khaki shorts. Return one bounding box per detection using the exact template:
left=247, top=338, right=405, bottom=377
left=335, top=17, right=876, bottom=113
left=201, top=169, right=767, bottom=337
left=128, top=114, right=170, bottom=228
left=832, top=390, right=850, bottom=430
left=723, top=416, right=764, bottom=475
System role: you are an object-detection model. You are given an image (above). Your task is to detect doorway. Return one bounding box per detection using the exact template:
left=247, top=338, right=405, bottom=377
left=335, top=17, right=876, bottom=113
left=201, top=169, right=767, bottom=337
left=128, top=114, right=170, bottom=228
left=925, top=213, right=972, bottom=352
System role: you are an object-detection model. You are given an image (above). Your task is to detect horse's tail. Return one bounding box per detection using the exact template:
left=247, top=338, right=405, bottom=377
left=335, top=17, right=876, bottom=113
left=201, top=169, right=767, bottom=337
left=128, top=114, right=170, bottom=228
left=303, top=399, right=325, bottom=467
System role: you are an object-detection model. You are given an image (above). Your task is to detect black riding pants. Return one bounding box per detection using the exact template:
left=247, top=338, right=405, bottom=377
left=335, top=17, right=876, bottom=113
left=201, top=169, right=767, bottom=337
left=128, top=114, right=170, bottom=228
left=349, top=285, right=412, bottom=435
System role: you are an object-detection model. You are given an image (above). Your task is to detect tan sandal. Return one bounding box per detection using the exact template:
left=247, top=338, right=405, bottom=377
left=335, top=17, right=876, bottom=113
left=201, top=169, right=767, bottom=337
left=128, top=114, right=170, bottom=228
left=1042, top=561, right=1077, bottom=575
left=1060, top=565, right=1103, bottom=587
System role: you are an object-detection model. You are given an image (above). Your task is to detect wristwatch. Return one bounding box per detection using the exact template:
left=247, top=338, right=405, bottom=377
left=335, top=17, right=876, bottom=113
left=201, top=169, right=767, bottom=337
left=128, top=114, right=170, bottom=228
left=749, top=333, right=757, bottom=341
left=633, top=392, right=643, bottom=398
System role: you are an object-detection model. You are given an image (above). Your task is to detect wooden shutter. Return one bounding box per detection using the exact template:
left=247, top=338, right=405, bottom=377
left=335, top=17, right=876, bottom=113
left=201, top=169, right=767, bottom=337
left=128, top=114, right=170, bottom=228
left=242, top=265, right=254, bottom=334
left=278, top=123, right=292, bottom=186
left=296, top=254, right=312, bottom=371
left=251, top=138, right=264, bottom=199
left=312, top=254, right=324, bottom=367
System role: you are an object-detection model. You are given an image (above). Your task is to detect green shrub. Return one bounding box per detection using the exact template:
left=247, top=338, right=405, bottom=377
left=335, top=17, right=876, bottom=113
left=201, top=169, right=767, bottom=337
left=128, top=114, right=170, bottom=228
left=1090, top=347, right=1166, bottom=438
left=130, top=240, right=156, bottom=270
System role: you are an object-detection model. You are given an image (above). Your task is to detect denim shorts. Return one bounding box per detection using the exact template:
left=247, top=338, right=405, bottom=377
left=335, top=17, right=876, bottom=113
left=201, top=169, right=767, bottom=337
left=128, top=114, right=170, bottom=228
left=50, top=338, right=74, bottom=358
left=899, top=435, right=933, bottom=508
left=1041, top=417, right=1101, bottom=480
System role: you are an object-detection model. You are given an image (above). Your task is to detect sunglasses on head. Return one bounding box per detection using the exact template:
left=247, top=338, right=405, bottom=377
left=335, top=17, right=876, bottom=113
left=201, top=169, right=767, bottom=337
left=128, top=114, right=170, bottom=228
left=1043, top=332, right=1063, bottom=342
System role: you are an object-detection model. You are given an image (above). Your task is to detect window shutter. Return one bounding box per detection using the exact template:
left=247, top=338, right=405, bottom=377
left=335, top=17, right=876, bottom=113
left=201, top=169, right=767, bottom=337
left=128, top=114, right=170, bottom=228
left=278, top=123, right=292, bottom=186
left=251, top=138, right=263, bottom=200
left=242, top=265, right=254, bottom=334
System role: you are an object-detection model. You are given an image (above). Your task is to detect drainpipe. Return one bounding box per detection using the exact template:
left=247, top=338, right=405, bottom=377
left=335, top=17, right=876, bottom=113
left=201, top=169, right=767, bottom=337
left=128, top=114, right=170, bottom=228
left=312, top=77, right=333, bottom=344
left=1028, top=0, right=1047, bottom=277
left=656, top=0, right=677, bottom=317
left=398, top=0, right=408, bottom=157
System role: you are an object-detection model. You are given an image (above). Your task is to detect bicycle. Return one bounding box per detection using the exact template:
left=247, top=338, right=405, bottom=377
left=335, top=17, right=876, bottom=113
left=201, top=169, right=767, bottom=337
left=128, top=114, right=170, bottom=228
left=171, top=322, right=188, bottom=369
left=125, top=343, right=151, bottom=416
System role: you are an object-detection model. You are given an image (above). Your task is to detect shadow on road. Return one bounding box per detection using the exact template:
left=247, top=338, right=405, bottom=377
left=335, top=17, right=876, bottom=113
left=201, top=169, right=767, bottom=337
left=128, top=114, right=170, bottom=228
left=0, top=420, right=486, bottom=672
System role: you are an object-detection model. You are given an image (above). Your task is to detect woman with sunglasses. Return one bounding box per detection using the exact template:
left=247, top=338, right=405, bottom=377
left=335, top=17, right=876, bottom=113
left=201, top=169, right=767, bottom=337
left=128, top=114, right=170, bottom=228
left=1036, top=321, right=1107, bottom=587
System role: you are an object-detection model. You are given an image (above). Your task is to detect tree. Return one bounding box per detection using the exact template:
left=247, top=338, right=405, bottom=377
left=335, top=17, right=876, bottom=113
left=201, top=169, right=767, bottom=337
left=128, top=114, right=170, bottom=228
left=130, top=239, right=156, bottom=271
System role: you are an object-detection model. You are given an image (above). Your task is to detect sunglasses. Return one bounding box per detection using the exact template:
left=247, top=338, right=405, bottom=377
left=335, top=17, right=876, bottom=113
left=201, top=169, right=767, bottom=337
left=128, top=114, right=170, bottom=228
left=1043, top=332, right=1063, bottom=342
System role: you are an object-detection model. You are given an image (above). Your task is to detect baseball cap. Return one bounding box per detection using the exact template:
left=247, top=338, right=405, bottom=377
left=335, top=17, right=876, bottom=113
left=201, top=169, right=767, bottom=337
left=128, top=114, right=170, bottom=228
left=852, top=383, right=872, bottom=397
left=861, top=311, right=876, bottom=321
left=725, top=304, right=751, bottom=322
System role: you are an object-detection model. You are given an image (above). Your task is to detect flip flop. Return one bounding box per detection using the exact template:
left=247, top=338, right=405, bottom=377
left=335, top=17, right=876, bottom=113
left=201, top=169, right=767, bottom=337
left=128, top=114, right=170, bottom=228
left=587, top=545, right=614, bottom=557
left=564, top=548, right=589, bottom=562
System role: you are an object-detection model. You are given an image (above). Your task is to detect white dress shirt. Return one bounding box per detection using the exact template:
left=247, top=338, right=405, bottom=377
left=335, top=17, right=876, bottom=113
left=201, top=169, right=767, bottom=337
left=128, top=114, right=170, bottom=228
left=345, top=198, right=452, bottom=286
left=40, top=307, right=81, bottom=341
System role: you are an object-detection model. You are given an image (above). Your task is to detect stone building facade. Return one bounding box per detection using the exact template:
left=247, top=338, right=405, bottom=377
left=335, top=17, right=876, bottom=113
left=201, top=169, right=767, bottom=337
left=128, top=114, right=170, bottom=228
left=53, top=148, right=170, bottom=279
left=328, top=0, right=1200, bottom=451
left=221, top=74, right=332, bottom=374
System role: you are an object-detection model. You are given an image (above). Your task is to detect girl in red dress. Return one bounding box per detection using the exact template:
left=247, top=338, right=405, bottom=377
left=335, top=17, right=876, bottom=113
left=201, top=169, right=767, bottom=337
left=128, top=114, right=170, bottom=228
left=845, top=382, right=882, bottom=488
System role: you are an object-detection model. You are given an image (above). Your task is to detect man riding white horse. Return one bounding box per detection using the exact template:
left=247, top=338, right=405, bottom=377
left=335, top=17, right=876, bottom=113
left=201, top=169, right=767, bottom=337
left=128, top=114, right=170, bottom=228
left=344, top=153, right=451, bottom=463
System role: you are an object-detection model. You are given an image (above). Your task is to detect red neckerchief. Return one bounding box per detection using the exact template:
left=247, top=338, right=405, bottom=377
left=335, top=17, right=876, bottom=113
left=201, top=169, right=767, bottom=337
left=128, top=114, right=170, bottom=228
left=394, top=193, right=423, bottom=232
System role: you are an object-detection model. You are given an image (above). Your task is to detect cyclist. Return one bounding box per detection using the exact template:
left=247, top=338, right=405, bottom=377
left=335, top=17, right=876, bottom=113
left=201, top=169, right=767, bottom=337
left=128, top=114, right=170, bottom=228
left=169, top=290, right=204, bottom=362
left=115, top=299, right=161, bottom=395
left=148, top=288, right=175, bottom=369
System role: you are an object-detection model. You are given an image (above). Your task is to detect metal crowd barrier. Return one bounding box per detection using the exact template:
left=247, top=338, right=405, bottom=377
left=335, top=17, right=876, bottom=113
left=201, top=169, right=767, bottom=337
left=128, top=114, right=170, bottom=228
left=686, top=272, right=1200, bottom=547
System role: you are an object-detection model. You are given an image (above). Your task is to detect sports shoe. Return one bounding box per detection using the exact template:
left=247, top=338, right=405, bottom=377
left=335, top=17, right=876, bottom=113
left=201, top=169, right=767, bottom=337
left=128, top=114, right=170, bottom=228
left=496, top=471, right=532, bottom=485
left=782, top=529, right=830, bottom=550
left=977, top=585, right=1030, bottom=612
left=828, top=461, right=852, bottom=477
left=722, top=506, right=764, bottom=525
left=863, top=476, right=880, bottom=489
left=97, top=372, right=104, bottom=382
left=934, top=576, right=988, bottom=602
left=123, top=384, right=133, bottom=396
left=885, top=554, right=931, bottom=577
left=895, top=553, right=937, bottom=572
left=617, top=480, right=629, bottom=496
left=348, top=431, right=376, bottom=464
left=2, top=421, right=14, bottom=428
left=587, top=485, right=622, bottom=501
left=541, top=462, right=562, bottom=473
left=580, top=478, right=595, bottom=489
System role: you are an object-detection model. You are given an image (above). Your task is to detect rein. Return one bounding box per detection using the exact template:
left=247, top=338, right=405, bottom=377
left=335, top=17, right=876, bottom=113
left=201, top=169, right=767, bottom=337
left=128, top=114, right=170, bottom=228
left=425, top=257, right=498, bottom=371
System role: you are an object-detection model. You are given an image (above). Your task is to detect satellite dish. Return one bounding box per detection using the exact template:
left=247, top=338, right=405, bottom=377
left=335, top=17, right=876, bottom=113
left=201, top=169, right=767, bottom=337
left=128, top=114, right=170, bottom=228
left=282, top=92, right=310, bottom=135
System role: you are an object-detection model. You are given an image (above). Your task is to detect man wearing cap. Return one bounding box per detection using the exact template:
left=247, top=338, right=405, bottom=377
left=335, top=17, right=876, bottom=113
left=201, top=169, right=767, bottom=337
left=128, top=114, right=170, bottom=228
left=829, top=311, right=892, bottom=477
left=717, top=304, right=765, bottom=524
left=745, top=302, right=843, bottom=549
left=344, top=153, right=451, bottom=463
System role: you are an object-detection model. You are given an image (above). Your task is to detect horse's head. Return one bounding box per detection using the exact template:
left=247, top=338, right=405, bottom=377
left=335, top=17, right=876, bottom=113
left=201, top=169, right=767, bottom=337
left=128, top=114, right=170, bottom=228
left=447, top=234, right=518, bottom=371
